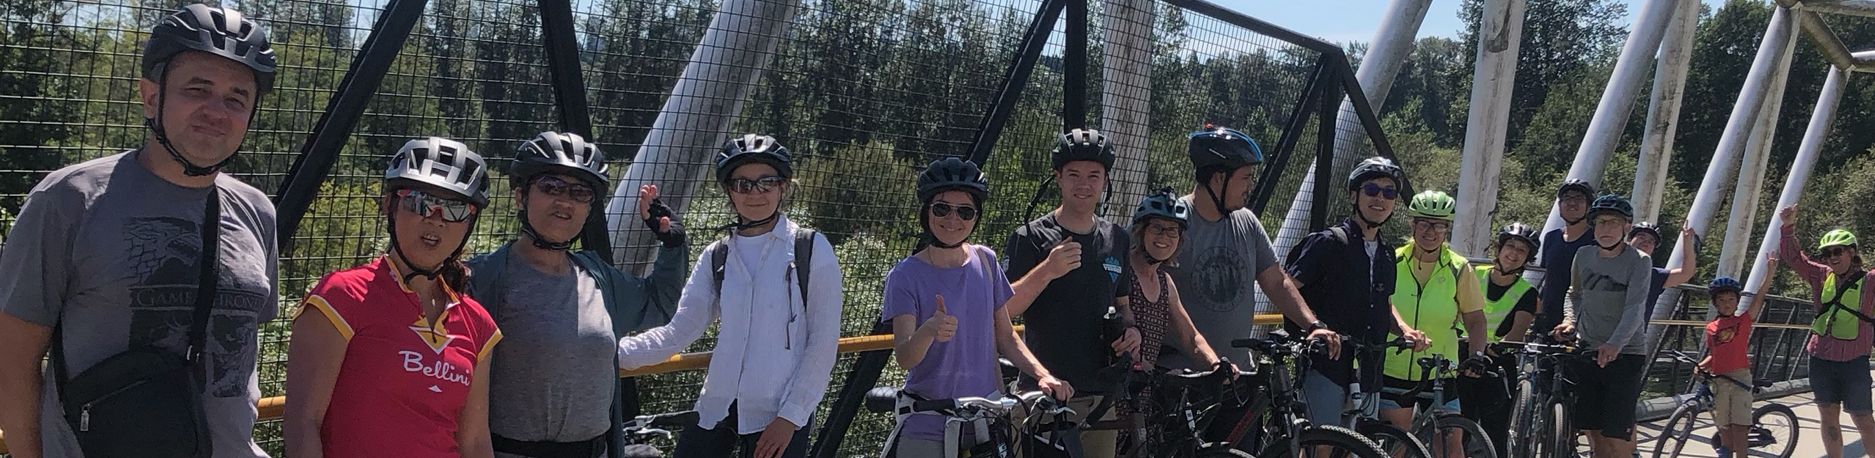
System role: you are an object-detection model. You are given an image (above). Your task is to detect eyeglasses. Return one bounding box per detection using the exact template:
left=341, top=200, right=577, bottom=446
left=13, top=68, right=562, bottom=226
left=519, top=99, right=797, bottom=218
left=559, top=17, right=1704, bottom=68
left=530, top=176, right=596, bottom=204
left=1560, top=194, right=1590, bottom=204
left=396, top=189, right=477, bottom=222
left=727, top=176, right=787, bottom=195
left=1361, top=183, right=1398, bottom=200
left=1145, top=223, right=1184, bottom=239
left=1413, top=219, right=1451, bottom=232
left=1825, top=246, right=1853, bottom=258
left=930, top=202, right=978, bottom=221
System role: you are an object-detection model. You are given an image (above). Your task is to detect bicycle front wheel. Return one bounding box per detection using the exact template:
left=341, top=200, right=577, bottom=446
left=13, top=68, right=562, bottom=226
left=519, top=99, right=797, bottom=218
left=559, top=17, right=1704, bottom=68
left=1358, top=421, right=1430, bottom=458
left=1507, top=379, right=1545, bottom=458
left=1257, top=425, right=1390, bottom=458
left=1420, top=414, right=1496, bottom=458
left=1549, top=402, right=1582, bottom=458
left=1751, top=403, right=1799, bottom=458
left=1650, top=404, right=1699, bottom=458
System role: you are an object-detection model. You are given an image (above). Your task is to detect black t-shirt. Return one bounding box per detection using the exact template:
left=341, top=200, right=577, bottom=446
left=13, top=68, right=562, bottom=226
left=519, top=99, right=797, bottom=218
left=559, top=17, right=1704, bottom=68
left=1484, top=276, right=1540, bottom=340
left=1005, top=213, right=1131, bottom=391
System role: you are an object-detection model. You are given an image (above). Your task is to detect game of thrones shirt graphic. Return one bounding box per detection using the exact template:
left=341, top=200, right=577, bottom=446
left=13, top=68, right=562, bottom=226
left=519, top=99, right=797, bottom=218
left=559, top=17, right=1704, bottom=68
left=124, top=215, right=267, bottom=398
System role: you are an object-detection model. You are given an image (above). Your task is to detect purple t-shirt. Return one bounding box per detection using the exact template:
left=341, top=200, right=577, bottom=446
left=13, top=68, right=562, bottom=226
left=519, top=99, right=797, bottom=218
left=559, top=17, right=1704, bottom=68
left=880, top=244, right=1014, bottom=441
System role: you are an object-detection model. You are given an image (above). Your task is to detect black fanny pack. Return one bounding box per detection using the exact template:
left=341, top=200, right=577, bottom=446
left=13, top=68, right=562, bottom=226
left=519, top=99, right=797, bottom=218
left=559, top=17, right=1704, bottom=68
left=54, top=188, right=220, bottom=458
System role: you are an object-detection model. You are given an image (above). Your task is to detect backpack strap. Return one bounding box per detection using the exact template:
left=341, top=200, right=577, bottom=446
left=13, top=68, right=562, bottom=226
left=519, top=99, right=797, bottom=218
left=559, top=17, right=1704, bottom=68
left=794, top=229, right=816, bottom=306
left=1327, top=226, right=1350, bottom=245
left=1826, top=271, right=1874, bottom=323
left=711, top=239, right=730, bottom=299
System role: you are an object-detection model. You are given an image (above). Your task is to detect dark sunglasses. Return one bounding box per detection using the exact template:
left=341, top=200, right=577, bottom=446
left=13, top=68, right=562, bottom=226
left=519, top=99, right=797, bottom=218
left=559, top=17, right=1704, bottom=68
left=727, top=176, right=787, bottom=194
left=1144, top=222, right=1183, bottom=239
left=1825, top=246, right=1854, bottom=258
left=531, top=176, right=596, bottom=204
left=1361, top=183, right=1399, bottom=200
left=930, top=202, right=978, bottom=221
left=396, top=189, right=476, bottom=222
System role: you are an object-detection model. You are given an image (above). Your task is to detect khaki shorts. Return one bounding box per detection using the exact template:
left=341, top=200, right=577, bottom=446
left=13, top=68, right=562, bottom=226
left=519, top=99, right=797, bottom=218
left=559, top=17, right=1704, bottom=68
left=1711, top=369, right=1755, bottom=426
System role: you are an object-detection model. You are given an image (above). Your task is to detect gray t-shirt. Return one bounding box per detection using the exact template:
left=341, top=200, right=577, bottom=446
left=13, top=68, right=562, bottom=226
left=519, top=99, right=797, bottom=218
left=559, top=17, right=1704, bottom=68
left=1168, top=197, right=1280, bottom=365
left=0, top=151, right=277, bottom=458
left=488, top=258, right=616, bottom=449
left=1566, top=244, right=1655, bottom=356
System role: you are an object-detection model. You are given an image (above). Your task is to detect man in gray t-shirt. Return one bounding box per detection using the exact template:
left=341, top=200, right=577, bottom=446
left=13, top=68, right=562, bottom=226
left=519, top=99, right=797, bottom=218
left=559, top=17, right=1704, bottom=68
left=1169, top=195, right=1282, bottom=365
left=0, top=6, right=279, bottom=457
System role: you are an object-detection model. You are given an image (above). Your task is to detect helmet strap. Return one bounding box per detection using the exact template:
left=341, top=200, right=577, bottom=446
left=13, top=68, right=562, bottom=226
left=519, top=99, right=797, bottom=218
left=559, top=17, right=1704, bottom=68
left=387, top=213, right=475, bottom=284
left=720, top=208, right=780, bottom=234
left=146, top=62, right=244, bottom=178
left=515, top=192, right=579, bottom=250
left=1352, top=202, right=1389, bottom=229
left=1200, top=170, right=1233, bottom=217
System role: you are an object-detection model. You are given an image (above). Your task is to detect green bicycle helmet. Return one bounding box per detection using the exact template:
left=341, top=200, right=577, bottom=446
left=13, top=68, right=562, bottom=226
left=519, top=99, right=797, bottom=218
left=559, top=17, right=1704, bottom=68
left=1821, top=229, right=1859, bottom=250
left=1407, top=190, right=1456, bottom=220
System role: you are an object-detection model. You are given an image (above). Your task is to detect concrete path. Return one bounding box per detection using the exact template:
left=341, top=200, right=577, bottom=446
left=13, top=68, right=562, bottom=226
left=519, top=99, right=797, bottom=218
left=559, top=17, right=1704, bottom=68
left=1630, top=387, right=1865, bottom=458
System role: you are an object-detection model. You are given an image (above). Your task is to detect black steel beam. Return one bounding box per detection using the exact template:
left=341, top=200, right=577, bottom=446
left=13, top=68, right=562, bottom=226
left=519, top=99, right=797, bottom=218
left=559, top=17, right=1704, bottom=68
left=536, top=0, right=612, bottom=262
left=1064, top=0, right=1088, bottom=129
left=808, top=322, right=896, bottom=458
left=1329, top=54, right=1406, bottom=195
left=1309, top=70, right=1340, bottom=232
left=273, top=0, right=431, bottom=252
left=968, top=0, right=1067, bottom=165
left=1152, top=0, right=1340, bottom=56
left=1251, top=57, right=1326, bottom=215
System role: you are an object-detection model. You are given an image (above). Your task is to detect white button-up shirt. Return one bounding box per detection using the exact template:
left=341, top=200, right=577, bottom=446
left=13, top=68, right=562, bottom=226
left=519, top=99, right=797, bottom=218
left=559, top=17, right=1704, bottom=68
left=617, top=216, right=844, bottom=434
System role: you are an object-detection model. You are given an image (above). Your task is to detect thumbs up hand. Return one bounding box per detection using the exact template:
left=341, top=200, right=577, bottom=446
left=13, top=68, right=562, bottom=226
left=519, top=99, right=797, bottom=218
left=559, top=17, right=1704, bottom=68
left=922, top=294, right=960, bottom=343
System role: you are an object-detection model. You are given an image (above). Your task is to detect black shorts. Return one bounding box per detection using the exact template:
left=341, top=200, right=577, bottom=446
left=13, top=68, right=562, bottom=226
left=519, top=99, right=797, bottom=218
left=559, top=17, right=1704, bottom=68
left=1569, top=353, right=1647, bottom=440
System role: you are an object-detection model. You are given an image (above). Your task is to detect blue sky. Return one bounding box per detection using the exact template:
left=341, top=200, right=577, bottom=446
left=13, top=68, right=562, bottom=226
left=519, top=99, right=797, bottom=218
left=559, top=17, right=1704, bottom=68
left=1217, top=0, right=1728, bottom=44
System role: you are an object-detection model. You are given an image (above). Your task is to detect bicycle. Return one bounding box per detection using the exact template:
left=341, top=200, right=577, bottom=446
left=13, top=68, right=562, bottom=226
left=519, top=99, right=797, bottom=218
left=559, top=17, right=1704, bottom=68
left=615, top=409, right=699, bottom=456
left=1217, top=329, right=1391, bottom=458
left=1342, top=338, right=1435, bottom=458
left=1390, top=354, right=1497, bottom=458
left=864, top=387, right=1072, bottom=458
left=1651, top=350, right=1799, bottom=458
left=1119, top=358, right=1255, bottom=458
left=1503, top=337, right=1597, bottom=458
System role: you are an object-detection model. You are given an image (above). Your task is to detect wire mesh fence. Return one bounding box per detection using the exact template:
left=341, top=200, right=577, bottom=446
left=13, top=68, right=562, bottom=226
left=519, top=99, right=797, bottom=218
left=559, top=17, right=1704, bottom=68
left=0, top=0, right=1382, bottom=456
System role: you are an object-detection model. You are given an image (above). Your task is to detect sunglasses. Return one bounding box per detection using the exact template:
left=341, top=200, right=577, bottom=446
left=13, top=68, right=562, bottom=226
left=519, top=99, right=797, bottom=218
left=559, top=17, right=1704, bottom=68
left=1360, top=183, right=1399, bottom=200
left=930, top=202, right=978, bottom=221
left=529, top=175, right=597, bottom=204
left=1144, top=222, right=1183, bottom=239
left=1825, top=246, right=1854, bottom=258
left=727, top=176, right=787, bottom=195
left=396, top=189, right=477, bottom=222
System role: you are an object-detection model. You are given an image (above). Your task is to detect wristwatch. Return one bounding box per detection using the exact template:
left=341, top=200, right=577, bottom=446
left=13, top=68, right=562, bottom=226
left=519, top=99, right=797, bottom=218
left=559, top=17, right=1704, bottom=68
left=1306, top=320, right=1330, bottom=332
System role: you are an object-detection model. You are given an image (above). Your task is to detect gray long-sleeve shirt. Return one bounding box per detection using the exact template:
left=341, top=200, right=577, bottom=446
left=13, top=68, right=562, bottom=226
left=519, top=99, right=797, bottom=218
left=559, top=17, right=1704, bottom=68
left=1566, top=244, right=1655, bottom=355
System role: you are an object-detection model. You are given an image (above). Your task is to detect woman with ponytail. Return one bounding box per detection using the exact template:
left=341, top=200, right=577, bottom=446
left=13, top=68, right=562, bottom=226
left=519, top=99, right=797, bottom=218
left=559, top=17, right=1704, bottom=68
left=285, top=137, right=500, bottom=458
left=877, top=157, right=1070, bottom=458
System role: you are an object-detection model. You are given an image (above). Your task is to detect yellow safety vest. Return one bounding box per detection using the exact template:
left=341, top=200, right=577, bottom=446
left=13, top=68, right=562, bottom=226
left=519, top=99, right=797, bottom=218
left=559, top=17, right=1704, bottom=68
left=1386, top=243, right=1467, bottom=381
left=1812, top=272, right=1867, bottom=341
left=1476, top=265, right=1532, bottom=343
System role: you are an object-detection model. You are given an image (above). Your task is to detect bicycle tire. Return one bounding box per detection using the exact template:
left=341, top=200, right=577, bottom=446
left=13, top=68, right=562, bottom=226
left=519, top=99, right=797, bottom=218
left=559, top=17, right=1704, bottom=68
left=1257, top=425, right=1389, bottom=458
left=1751, top=403, right=1799, bottom=458
left=1650, top=404, right=1698, bottom=458
left=1359, top=421, right=1430, bottom=458
left=1507, top=379, right=1545, bottom=458
left=1548, top=402, right=1577, bottom=458
left=1193, top=445, right=1255, bottom=458
left=1420, top=414, right=1496, bottom=458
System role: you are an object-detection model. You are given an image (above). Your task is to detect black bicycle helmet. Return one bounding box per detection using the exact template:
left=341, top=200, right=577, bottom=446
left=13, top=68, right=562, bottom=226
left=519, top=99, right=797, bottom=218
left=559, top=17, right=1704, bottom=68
left=1497, top=222, right=1541, bottom=255
left=1556, top=179, right=1595, bottom=200
left=1133, top=188, right=1191, bottom=228
left=143, top=4, right=276, bottom=93
left=917, top=157, right=989, bottom=204
left=1629, top=222, right=1662, bottom=243
left=1587, top=194, right=1635, bottom=223
left=513, top=131, right=608, bottom=188
left=1347, top=156, right=1403, bottom=191
left=714, top=134, right=793, bottom=184
left=386, top=137, right=490, bottom=209
left=1187, top=126, right=1264, bottom=170
left=1053, top=128, right=1116, bottom=170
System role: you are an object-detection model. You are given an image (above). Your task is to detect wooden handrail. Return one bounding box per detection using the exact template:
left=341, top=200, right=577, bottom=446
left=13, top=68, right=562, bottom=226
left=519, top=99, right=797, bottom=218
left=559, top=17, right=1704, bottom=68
left=1, top=313, right=1298, bottom=453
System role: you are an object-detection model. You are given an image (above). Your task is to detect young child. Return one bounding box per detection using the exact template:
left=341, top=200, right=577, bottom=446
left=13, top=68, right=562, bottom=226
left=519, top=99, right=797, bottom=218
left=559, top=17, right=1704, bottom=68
left=1700, top=256, right=1778, bottom=458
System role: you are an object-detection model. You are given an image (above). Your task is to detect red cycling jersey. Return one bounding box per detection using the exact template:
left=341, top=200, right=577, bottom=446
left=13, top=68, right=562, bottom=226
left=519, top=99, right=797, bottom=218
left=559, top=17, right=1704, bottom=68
left=298, top=256, right=501, bottom=458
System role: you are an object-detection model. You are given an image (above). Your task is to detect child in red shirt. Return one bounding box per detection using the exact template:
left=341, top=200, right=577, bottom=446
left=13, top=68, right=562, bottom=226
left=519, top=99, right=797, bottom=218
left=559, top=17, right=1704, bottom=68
left=1700, top=255, right=1778, bottom=458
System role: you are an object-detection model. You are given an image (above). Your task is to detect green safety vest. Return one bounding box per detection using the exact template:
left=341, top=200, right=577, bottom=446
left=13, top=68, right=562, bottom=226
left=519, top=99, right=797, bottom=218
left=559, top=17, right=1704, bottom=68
left=1475, top=265, right=1532, bottom=344
left=1386, top=243, right=1468, bottom=381
left=1812, top=271, right=1868, bottom=341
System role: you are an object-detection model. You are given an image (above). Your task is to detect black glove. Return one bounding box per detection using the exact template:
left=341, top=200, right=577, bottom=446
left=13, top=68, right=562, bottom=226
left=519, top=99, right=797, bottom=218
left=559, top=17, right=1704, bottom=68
left=642, top=198, right=685, bottom=248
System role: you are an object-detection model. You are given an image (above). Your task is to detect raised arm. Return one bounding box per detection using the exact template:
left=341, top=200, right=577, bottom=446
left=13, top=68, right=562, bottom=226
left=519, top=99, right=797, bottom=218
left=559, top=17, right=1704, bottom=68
left=1664, top=224, right=1699, bottom=287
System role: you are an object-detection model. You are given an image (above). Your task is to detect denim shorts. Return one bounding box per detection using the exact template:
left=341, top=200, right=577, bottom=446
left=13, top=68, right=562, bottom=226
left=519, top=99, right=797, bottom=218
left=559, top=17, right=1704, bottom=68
left=1810, top=355, right=1874, bottom=414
